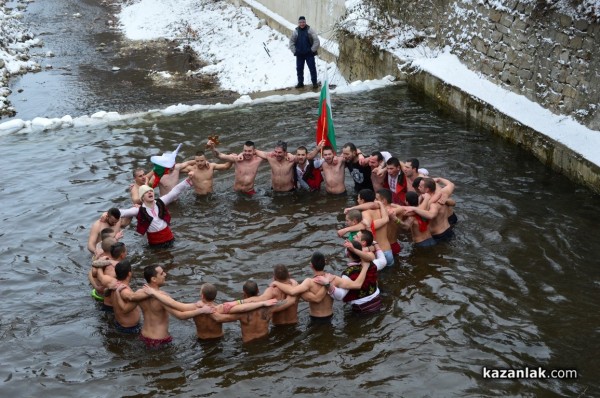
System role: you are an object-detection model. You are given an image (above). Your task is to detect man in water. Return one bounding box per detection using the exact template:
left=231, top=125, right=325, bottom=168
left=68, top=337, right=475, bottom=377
left=211, top=281, right=287, bottom=343
left=342, top=142, right=373, bottom=192
left=208, top=139, right=263, bottom=195
left=320, top=145, right=347, bottom=195
left=317, top=240, right=382, bottom=314
left=293, top=144, right=324, bottom=191
left=180, top=151, right=232, bottom=195
left=255, top=140, right=296, bottom=192
left=142, top=282, right=279, bottom=340
left=117, top=264, right=214, bottom=348
left=87, top=207, right=129, bottom=255
left=244, top=265, right=300, bottom=325
left=129, top=168, right=147, bottom=204
left=118, top=177, right=193, bottom=247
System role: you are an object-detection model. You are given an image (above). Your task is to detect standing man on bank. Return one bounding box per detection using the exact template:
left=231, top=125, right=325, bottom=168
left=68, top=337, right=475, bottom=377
left=289, top=16, right=320, bottom=89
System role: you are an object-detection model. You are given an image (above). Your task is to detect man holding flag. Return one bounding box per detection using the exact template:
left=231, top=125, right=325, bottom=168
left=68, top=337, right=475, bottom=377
left=315, top=76, right=346, bottom=194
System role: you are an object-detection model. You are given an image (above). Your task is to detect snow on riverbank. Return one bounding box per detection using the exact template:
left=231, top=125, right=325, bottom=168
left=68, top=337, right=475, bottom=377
left=118, top=0, right=347, bottom=94
left=0, top=0, right=41, bottom=117
left=1, top=0, right=599, bottom=172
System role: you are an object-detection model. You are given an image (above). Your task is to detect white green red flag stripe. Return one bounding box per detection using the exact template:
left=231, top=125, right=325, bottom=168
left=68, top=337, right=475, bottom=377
left=316, top=79, right=336, bottom=151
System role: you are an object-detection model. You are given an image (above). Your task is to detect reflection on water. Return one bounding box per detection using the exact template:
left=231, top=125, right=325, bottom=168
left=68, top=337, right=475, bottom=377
left=1, top=85, right=599, bottom=397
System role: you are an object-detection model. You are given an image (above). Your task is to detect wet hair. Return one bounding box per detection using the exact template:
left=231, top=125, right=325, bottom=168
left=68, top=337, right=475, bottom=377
left=343, top=142, right=357, bottom=152
left=143, top=265, right=159, bottom=283
left=273, top=265, right=290, bottom=281
left=275, top=140, right=288, bottom=152
left=346, top=209, right=362, bottom=223
left=358, top=189, right=375, bottom=202
left=322, top=145, right=334, bottom=153
left=107, top=208, right=121, bottom=219
left=311, top=251, right=326, bottom=271
left=100, top=227, right=114, bottom=240
left=371, top=151, right=384, bottom=161
left=359, top=229, right=374, bottom=246
left=406, top=158, right=419, bottom=170
left=244, top=140, right=255, bottom=148
left=201, top=283, right=217, bottom=301
left=115, top=259, right=132, bottom=281
left=296, top=146, right=308, bottom=153
left=386, top=157, right=400, bottom=167
left=406, top=191, right=420, bottom=206
left=422, top=178, right=436, bottom=192
left=347, top=240, right=363, bottom=261
left=243, top=280, right=259, bottom=297
left=195, top=151, right=205, bottom=157
left=412, top=177, right=423, bottom=191
left=101, top=237, right=117, bottom=253
left=377, top=188, right=392, bottom=204
left=132, top=168, right=145, bottom=177
left=110, top=242, right=126, bottom=259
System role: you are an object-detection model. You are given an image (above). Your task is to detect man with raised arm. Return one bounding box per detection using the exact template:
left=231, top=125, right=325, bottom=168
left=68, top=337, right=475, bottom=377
left=118, top=176, right=193, bottom=247
left=392, top=191, right=437, bottom=248
left=405, top=177, right=455, bottom=242
left=180, top=151, right=232, bottom=195
left=254, top=140, right=296, bottom=192
left=320, top=145, right=347, bottom=195
left=207, top=139, right=263, bottom=195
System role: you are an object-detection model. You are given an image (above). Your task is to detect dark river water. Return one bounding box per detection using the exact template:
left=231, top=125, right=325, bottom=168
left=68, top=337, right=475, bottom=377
left=2, top=1, right=600, bottom=398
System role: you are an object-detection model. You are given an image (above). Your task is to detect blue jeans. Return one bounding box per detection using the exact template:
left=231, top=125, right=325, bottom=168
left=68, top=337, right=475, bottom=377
left=296, top=54, right=317, bottom=85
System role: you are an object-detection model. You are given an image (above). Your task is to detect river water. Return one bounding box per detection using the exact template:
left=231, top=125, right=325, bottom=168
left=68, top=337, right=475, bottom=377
left=1, top=1, right=600, bottom=397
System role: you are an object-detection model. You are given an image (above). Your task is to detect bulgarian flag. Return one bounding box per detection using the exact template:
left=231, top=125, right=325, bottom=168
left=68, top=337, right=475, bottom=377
left=316, top=77, right=336, bottom=151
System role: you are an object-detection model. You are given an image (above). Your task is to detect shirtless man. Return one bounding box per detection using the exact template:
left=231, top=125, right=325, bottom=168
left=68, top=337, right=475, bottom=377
left=255, top=140, right=296, bottom=192
left=406, top=177, right=454, bottom=242
left=320, top=146, right=347, bottom=194
left=180, top=151, right=232, bottom=195
left=392, top=191, right=437, bottom=248
left=143, top=282, right=278, bottom=340
left=211, top=281, right=287, bottom=343
left=316, top=240, right=382, bottom=314
left=403, top=158, right=424, bottom=193
left=375, top=188, right=402, bottom=256
left=87, top=208, right=129, bottom=255
left=339, top=189, right=393, bottom=266
left=92, top=241, right=127, bottom=312
left=130, top=168, right=147, bottom=204
left=118, top=264, right=214, bottom=348
left=98, top=259, right=143, bottom=334
left=245, top=265, right=299, bottom=325
left=269, top=252, right=333, bottom=324
left=368, top=151, right=392, bottom=192
left=208, top=139, right=263, bottom=195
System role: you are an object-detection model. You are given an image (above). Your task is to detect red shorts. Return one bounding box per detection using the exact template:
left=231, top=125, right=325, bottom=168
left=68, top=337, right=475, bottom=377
left=147, top=227, right=174, bottom=246
left=391, top=241, right=401, bottom=255
left=140, top=334, right=173, bottom=348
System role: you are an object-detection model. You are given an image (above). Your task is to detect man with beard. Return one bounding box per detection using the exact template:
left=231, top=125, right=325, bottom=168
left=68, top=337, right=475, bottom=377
left=320, top=145, right=347, bottom=194
left=342, top=142, right=373, bottom=192
left=208, top=139, right=264, bottom=195
left=255, top=140, right=297, bottom=192
left=181, top=151, right=232, bottom=195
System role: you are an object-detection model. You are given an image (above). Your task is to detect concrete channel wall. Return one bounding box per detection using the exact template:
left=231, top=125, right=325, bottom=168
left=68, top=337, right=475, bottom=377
left=228, top=0, right=600, bottom=194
